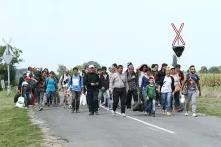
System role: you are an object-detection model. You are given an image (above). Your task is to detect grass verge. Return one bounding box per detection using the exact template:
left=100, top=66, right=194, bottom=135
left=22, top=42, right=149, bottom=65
left=0, top=90, right=43, bottom=147
left=197, top=96, right=221, bottom=117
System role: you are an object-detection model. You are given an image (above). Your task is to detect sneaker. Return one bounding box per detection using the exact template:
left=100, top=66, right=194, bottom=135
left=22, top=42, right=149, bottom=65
left=95, top=111, right=99, bottom=115
left=112, top=110, right=117, bottom=115
left=185, top=112, right=189, bottom=116
left=71, top=109, right=75, bottom=113
left=76, top=110, right=80, bottom=113
left=166, top=112, right=172, bottom=116
left=192, top=113, right=198, bottom=117
left=38, top=107, right=43, bottom=111
left=152, top=113, right=156, bottom=117
left=162, top=110, right=166, bottom=115
left=121, top=113, right=126, bottom=117
left=145, top=111, right=148, bottom=116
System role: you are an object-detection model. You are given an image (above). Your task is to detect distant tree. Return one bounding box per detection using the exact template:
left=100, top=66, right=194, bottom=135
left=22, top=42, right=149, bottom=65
left=75, top=65, right=84, bottom=71
left=57, top=65, right=66, bottom=77
left=0, top=46, right=23, bottom=87
left=199, top=66, right=208, bottom=73
left=208, top=66, right=220, bottom=73
left=218, top=66, right=221, bottom=72
left=83, top=61, right=101, bottom=69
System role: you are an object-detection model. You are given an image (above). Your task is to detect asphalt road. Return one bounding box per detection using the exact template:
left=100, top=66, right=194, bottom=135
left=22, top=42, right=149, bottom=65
left=35, top=101, right=221, bottom=147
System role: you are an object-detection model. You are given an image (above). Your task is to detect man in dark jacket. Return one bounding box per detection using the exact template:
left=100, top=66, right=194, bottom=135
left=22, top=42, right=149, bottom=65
left=98, top=66, right=111, bottom=109
left=156, top=63, right=168, bottom=83
left=84, top=65, right=100, bottom=115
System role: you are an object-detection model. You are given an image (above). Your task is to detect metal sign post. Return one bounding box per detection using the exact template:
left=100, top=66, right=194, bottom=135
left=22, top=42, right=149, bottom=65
left=2, top=44, right=13, bottom=95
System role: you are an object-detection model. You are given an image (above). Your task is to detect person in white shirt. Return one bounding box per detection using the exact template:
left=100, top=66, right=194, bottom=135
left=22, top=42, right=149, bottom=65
left=59, top=70, right=71, bottom=106
left=158, top=66, right=175, bottom=116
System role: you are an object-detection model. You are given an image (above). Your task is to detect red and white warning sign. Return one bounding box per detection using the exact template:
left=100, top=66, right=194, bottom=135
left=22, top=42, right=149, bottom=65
left=171, top=23, right=185, bottom=57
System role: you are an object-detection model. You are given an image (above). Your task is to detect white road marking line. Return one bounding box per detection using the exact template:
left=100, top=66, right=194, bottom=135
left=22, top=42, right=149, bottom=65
left=101, top=106, right=176, bottom=134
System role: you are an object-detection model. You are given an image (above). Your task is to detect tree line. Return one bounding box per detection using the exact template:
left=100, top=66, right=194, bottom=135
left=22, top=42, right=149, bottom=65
left=199, top=66, right=221, bottom=74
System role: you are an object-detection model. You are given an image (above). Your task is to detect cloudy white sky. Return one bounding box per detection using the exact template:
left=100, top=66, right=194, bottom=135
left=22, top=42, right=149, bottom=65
left=0, top=0, right=220, bottom=71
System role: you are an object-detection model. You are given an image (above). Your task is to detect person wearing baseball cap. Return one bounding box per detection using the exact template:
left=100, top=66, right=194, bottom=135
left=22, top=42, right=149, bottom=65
left=84, top=65, right=100, bottom=115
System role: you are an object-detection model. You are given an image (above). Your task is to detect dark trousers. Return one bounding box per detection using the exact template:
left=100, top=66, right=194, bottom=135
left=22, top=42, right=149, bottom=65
left=126, top=89, right=138, bottom=108
left=156, top=91, right=161, bottom=104
left=139, top=87, right=144, bottom=102
left=174, top=92, right=181, bottom=109
left=87, top=89, right=99, bottom=113
left=71, top=91, right=81, bottom=111
left=113, top=87, right=126, bottom=113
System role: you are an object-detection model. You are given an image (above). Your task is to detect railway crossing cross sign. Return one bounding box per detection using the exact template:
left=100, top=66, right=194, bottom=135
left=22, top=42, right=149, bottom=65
left=171, top=23, right=185, bottom=57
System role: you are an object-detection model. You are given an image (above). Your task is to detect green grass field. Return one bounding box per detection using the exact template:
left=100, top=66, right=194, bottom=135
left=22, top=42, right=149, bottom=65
left=197, top=96, right=221, bottom=117
left=0, top=90, right=43, bottom=147
left=196, top=74, right=221, bottom=116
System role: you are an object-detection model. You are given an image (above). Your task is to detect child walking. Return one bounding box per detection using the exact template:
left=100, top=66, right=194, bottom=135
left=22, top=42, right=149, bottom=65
left=143, top=77, right=157, bottom=117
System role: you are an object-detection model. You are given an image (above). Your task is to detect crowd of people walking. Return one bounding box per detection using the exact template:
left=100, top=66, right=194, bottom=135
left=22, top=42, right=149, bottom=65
left=16, top=62, right=201, bottom=117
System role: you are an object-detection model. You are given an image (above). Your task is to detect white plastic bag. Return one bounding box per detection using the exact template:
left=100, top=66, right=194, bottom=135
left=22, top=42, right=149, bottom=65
left=180, top=94, right=185, bottom=104
left=80, top=94, right=87, bottom=106
left=16, top=96, right=25, bottom=108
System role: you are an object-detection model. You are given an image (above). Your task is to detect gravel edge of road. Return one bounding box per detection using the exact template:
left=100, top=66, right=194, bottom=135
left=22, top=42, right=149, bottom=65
left=28, top=108, right=68, bottom=147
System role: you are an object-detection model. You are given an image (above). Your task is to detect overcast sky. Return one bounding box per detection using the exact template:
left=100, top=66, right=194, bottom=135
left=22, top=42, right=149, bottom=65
left=0, top=0, right=220, bottom=71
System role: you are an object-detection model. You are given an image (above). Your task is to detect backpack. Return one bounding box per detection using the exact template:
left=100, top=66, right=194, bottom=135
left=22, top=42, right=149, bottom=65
left=29, top=79, right=37, bottom=90
left=70, top=75, right=82, bottom=86
left=22, top=83, right=31, bottom=94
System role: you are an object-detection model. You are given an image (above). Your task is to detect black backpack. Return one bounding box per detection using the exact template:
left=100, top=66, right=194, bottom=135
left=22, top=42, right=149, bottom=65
left=22, top=83, right=31, bottom=93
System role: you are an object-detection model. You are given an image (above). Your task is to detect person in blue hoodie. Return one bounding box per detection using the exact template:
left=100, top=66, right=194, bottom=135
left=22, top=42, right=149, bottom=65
left=45, top=71, right=57, bottom=106
left=68, top=67, right=84, bottom=113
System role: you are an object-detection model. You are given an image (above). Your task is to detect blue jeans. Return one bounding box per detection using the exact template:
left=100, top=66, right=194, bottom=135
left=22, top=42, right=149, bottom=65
left=46, top=91, right=55, bottom=105
left=161, top=92, right=172, bottom=112
left=98, top=89, right=112, bottom=108
left=23, top=92, right=31, bottom=107
left=185, top=91, right=197, bottom=113
left=144, top=97, right=156, bottom=113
